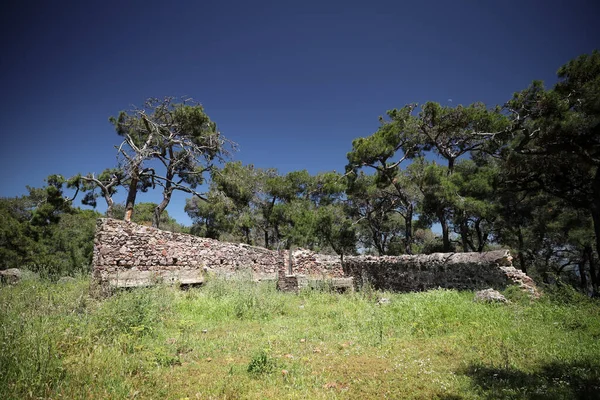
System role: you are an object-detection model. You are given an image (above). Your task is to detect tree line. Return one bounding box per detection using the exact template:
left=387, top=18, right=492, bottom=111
left=1, top=52, right=598, bottom=294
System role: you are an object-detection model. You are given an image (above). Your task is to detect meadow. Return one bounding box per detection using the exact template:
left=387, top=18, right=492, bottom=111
left=1, top=274, right=599, bottom=399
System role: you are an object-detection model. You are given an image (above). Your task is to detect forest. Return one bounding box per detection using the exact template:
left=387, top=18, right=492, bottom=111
left=1, top=51, right=599, bottom=296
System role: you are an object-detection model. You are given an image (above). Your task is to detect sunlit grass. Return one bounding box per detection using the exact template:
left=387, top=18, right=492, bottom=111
left=1, top=274, right=599, bottom=399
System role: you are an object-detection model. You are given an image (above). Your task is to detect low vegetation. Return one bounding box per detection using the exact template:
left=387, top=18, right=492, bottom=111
left=1, top=275, right=599, bottom=399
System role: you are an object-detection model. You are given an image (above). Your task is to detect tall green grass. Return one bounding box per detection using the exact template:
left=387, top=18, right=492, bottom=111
left=1, top=274, right=599, bottom=399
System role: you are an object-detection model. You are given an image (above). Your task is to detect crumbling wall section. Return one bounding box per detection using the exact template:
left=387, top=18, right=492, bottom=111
left=93, top=219, right=537, bottom=295
left=344, top=250, right=538, bottom=295
left=93, top=219, right=344, bottom=287
left=290, top=249, right=344, bottom=276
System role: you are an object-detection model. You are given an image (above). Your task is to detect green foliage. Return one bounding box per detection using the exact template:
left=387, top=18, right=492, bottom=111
left=186, top=191, right=235, bottom=240
left=94, top=287, right=169, bottom=339
left=109, top=97, right=233, bottom=228
left=346, top=172, right=406, bottom=255
left=188, top=163, right=353, bottom=253
left=346, top=104, right=422, bottom=168
left=27, top=174, right=73, bottom=227
left=346, top=107, right=422, bottom=254
left=0, top=176, right=100, bottom=277
left=413, top=228, right=446, bottom=254
left=417, top=101, right=508, bottom=171
left=0, top=197, right=36, bottom=268
left=500, top=51, right=600, bottom=291
left=247, top=349, right=276, bottom=375
left=2, top=277, right=599, bottom=399
left=315, top=204, right=356, bottom=255
left=69, top=168, right=124, bottom=217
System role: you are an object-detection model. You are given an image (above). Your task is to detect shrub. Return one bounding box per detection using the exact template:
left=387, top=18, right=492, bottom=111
left=247, top=348, right=276, bottom=375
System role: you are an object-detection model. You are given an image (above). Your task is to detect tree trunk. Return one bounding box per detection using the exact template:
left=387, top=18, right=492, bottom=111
left=372, top=229, right=385, bottom=256
left=105, top=196, right=114, bottom=218
left=591, top=167, right=600, bottom=277
left=585, top=244, right=598, bottom=296
left=475, top=219, right=486, bottom=252
left=391, top=183, right=413, bottom=254
left=264, top=229, right=269, bottom=249
left=578, top=247, right=589, bottom=293
left=438, top=210, right=451, bottom=252
left=447, top=158, right=455, bottom=175
left=591, top=208, right=600, bottom=289
left=124, top=174, right=139, bottom=222
left=459, top=216, right=469, bottom=252
left=243, top=227, right=251, bottom=245
left=404, top=206, right=413, bottom=255
left=517, top=228, right=527, bottom=274
left=274, top=225, right=281, bottom=248
left=153, top=159, right=176, bottom=229
left=153, top=189, right=172, bottom=229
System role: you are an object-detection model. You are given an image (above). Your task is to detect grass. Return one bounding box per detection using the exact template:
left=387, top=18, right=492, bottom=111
left=1, top=274, right=599, bottom=399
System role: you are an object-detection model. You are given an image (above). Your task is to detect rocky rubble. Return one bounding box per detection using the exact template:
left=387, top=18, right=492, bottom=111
left=0, top=268, right=22, bottom=284
left=474, top=289, right=509, bottom=303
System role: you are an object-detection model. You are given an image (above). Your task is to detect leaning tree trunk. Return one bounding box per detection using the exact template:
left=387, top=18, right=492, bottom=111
left=105, top=196, right=114, bottom=218
left=153, top=167, right=175, bottom=229
left=124, top=174, right=139, bottom=222
left=153, top=190, right=172, bottom=229
left=404, top=205, right=414, bottom=255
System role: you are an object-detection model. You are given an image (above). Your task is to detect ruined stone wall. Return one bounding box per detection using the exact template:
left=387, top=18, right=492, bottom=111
left=93, top=218, right=536, bottom=295
left=93, top=219, right=344, bottom=287
left=288, top=249, right=343, bottom=277
left=344, top=251, right=537, bottom=295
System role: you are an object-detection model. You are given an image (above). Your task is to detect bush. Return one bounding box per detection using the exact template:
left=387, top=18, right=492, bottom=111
left=247, top=348, right=276, bottom=375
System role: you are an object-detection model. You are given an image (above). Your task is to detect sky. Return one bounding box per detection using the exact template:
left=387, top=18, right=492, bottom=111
left=1, top=0, right=598, bottom=225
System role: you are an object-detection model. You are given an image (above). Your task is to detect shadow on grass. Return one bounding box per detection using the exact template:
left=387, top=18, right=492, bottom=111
left=455, top=360, right=600, bottom=400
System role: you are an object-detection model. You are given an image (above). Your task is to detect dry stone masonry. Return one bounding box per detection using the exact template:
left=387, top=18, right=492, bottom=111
left=93, top=218, right=538, bottom=296
left=344, top=250, right=538, bottom=296
left=93, top=218, right=343, bottom=287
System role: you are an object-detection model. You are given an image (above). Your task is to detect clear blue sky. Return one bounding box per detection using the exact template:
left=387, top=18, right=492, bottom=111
left=1, top=0, right=598, bottom=225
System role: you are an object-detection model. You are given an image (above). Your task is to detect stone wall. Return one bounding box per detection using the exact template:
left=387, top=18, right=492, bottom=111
left=93, top=218, right=536, bottom=295
left=344, top=251, right=538, bottom=296
left=93, top=219, right=344, bottom=287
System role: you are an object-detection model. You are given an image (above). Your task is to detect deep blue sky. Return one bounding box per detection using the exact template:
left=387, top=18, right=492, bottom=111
left=1, top=0, right=598, bottom=225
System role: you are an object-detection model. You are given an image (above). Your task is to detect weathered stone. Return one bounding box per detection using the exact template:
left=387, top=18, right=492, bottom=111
left=92, top=219, right=538, bottom=295
left=0, top=268, right=22, bottom=284
left=474, top=288, right=508, bottom=303
left=344, top=250, right=538, bottom=296
left=277, top=275, right=299, bottom=293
